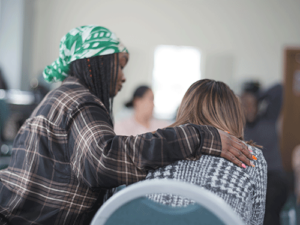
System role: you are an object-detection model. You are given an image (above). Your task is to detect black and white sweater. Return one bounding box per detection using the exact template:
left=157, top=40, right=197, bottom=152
left=146, top=145, right=267, bottom=225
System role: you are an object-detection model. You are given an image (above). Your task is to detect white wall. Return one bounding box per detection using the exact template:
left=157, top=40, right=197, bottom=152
left=31, top=0, right=300, bottom=114
left=0, top=0, right=35, bottom=90
left=0, top=0, right=25, bottom=89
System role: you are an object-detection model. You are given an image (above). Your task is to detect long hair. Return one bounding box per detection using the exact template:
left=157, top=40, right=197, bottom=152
left=69, top=54, right=119, bottom=121
left=172, top=79, right=252, bottom=143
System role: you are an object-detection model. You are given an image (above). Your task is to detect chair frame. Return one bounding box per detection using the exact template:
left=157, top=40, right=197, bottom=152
left=91, top=179, right=245, bottom=225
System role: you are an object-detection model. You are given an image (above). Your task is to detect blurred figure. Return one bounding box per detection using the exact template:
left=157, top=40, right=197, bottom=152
left=241, top=82, right=288, bottom=225
left=0, top=68, right=8, bottom=90
left=292, top=145, right=300, bottom=204
left=30, top=73, right=51, bottom=104
left=114, top=85, right=169, bottom=135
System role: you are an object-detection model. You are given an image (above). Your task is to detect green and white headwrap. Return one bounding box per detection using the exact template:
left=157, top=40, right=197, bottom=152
left=43, top=25, right=128, bottom=83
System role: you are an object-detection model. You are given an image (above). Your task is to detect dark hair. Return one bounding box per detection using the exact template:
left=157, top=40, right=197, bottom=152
left=125, top=85, right=150, bottom=108
left=69, top=54, right=119, bottom=122
left=242, top=81, right=261, bottom=94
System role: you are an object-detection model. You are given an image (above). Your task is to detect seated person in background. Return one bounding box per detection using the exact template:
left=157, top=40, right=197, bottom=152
left=146, top=79, right=267, bottom=225
left=114, top=85, right=169, bottom=135
left=241, top=82, right=288, bottom=225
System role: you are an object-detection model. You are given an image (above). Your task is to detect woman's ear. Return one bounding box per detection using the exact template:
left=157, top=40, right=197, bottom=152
left=132, top=98, right=137, bottom=108
left=133, top=98, right=142, bottom=108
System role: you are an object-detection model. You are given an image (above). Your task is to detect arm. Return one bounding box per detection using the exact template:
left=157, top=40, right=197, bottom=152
left=259, top=84, right=283, bottom=121
left=68, top=104, right=252, bottom=189
left=250, top=147, right=268, bottom=225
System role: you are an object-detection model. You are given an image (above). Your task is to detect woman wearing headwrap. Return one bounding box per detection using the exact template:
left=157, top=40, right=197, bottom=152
left=0, top=26, right=254, bottom=224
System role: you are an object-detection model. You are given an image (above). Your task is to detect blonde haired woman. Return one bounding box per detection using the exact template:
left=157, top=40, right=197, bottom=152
left=147, top=79, right=267, bottom=225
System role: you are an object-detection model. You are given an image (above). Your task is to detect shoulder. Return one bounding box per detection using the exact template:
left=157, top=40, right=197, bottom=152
left=247, top=144, right=268, bottom=174
left=32, top=77, right=109, bottom=127
left=115, top=117, right=135, bottom=128
left=151, top=119, right=171, bottom=128
left=247, top=145, right=266, bottom=164
left=45, top=77, right=106, bottom=113
left=59, top=77, right=106, bottom=109
left=114, top=117, right=138, bottom=135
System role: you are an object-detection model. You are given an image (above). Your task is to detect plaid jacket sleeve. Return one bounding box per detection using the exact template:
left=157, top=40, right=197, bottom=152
left=68, top=104, right=222, bottom=188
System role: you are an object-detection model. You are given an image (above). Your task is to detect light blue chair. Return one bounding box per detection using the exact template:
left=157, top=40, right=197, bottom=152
left=91, top=180, right=245, bottom=225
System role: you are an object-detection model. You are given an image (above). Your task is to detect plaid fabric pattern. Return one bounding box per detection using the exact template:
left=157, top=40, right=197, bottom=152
left=190, top=124, right=222, bottom=158
left=146, top=145, right=267, bottom=225
left=0, top=77, right=222, bottom=225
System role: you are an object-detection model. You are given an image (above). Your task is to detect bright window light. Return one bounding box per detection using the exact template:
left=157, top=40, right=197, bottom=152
left=153, top=45, right=201, bottom=120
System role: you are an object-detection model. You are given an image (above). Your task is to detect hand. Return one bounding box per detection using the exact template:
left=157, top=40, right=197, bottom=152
left=218, top=129, right=255, bottom=168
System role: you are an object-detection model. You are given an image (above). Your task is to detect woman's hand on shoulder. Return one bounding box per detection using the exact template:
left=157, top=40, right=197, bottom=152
left=218, top=130, right=255, bottom=169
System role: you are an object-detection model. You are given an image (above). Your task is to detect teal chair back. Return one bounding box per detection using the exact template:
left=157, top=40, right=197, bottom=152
left=105, top=196, right=224, bottom=225
left=91, top=180, right=245, bottom=225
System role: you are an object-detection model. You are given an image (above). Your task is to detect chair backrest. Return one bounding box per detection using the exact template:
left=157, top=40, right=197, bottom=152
left=91, top=180, right=245, bottom=225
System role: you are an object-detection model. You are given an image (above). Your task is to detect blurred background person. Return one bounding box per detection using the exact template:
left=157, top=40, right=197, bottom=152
left=292, top=145, right=300, bottom=204
left=0, top=68, right=8, bottom=90
left=114, top=85, right=170, bottom=135
left=30, top=73, right=51, bottom=103
left=241, top=81, right=288, bottom=225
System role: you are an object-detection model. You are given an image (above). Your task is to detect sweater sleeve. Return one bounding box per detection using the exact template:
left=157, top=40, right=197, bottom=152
left=68, top=104, right=222, bottom=188
left=250, top=146, right=268, bottom=225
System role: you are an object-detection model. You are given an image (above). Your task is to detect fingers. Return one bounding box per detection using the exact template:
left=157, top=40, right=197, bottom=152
left=221, top=151, right=246, bottom=168
left=230, top=146, right=252, bottom=167
left=230, top=136, right=253, bottom=161
left=218, top=129, right=256, bottom=169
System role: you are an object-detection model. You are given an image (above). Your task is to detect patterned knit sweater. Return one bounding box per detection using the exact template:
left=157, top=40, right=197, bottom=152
left=146, top=145, right=267, bottom=225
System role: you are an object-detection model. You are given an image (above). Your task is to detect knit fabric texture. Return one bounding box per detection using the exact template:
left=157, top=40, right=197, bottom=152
left=146, top=145, right=267, bottom=225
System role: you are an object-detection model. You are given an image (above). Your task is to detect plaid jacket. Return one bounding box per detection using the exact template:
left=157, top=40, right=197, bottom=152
left=0, top=77, right=222, bottom=225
